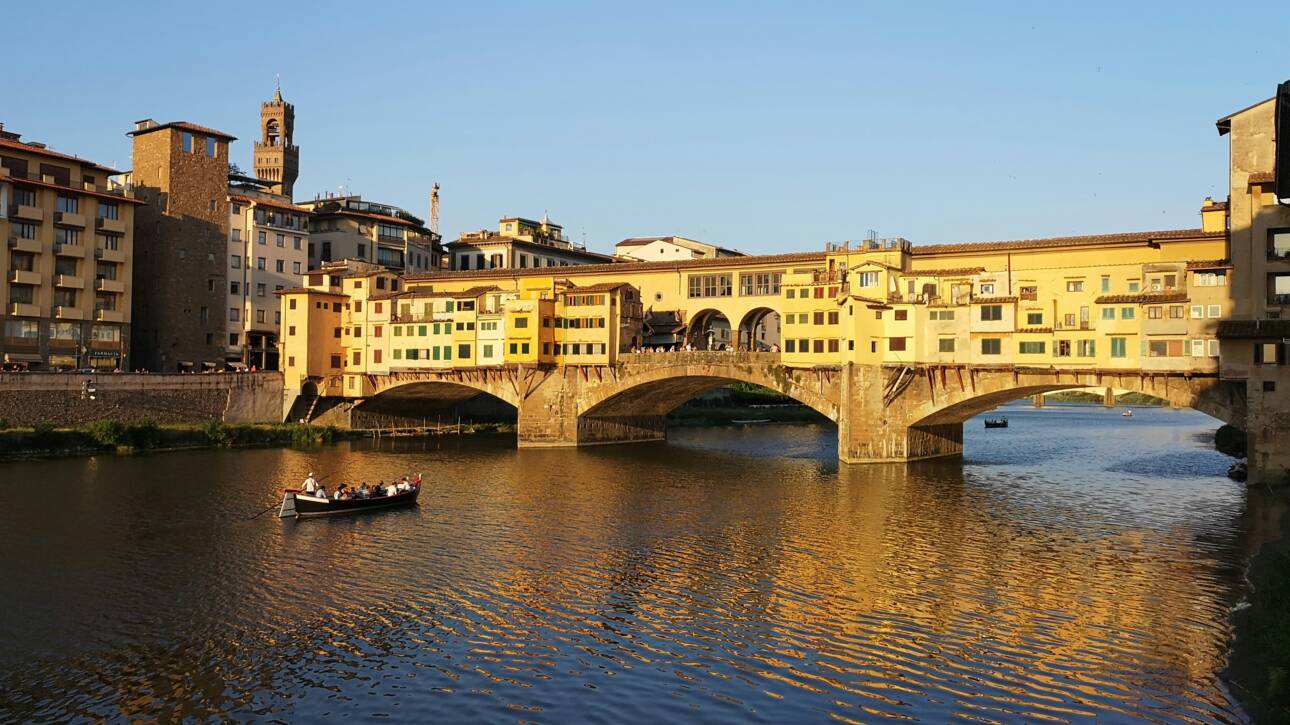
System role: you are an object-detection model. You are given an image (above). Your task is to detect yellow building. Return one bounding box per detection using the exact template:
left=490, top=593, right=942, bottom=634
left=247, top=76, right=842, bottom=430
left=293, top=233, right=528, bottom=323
left=0, top=123, right=141, bottom=370
left=449, top=214, right=616, bottom=271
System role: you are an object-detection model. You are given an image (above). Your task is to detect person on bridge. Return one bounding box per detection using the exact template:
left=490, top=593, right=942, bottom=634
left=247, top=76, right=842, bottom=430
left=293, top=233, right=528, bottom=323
left=302, top=473, right=319, bottom=495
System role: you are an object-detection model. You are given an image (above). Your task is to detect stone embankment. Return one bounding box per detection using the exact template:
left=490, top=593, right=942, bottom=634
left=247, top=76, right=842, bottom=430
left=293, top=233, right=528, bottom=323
left=0, top=372, right=283, bottom=427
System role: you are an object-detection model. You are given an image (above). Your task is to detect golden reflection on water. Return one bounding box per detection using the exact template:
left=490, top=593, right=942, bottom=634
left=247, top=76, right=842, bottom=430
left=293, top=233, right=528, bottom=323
left=0, top=407, right=1249, bottom=722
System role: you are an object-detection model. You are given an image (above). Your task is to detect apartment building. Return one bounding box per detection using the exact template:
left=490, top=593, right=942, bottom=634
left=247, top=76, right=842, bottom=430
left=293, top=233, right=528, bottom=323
left=0, top=123, right=140, bottom=370
left=299, top=195, right=441, bottom=273
left=449, top=215, right=616, bottom=271
left=226, top=178, right=309, bottom=369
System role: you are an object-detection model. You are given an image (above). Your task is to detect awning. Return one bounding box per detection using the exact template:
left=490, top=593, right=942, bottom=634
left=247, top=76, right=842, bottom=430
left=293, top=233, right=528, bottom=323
left=3, top=353, right=43, bottom=363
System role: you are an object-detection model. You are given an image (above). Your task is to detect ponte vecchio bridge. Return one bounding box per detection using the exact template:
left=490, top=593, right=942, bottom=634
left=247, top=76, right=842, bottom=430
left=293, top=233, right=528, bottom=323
left=280, top=221, right=1271, bottom=472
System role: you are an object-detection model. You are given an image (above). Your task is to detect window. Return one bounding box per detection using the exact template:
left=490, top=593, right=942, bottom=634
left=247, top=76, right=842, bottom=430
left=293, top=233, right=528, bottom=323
left=938, top=338, right=955, bottom=353
left=230, top=281, right=240, bottom=295
left=483, top=344, right=494, bottom=358
left=1019, top=341, right=1045, bottom=354
left=1026, top=312, right=1043, bottom=326
left=1270, top=230, right=1290, bottom=259
left=330, top=354, right=341, bottom=369
left=182, top=132, right=193, bottom=153
left=206, top=136, right=217, bottom=157
left=893, top=310, right=907, bottom=321
left=293, top=236, right=302, bottom=250
left=1194, top=272, right=1227, bottom=287
left=785, top=340, right=796, bottom=353
left=980, top=305, right=1003, bottom=321
left=258, top=231, right=266, bottom=244
left=857, top=271, right=879, bottom=288
left=1066, top=281, right=1084, bottom=292
left=97, top=202, right=119, bottom=220
left=1169, top=305, right=1184, bottom=319
left=1055, top=340, right=1071, bottom=357
left=1111, top=337, right=1127, bottom=358
left=256, top=309, right=266, bottom=324
left=256, top=283, right=266, bottom=297
left=275, top=260, right=284, bottom=273
left=373, top=350, right=382, bottom=364
left=1148, top=340, right=1184, bottom=357
left=229, top=307, right=240, bottom=321
left=813, top=339, right=824, bottom=353
left=1128, top=281, right=1140, bottom=292
left=786, top=289, right=795, bottom=299
left=1121, top=307, right=1135, bottom=320
left=1191, top=305, right=1204, bottom=319
left=1207, top=305, right=1222, bottom=318
left=1148, top=306, right=1162, bottom=319
left=1208, top=339, right=1220, bottom=357
left=738, top=272, right=783, bottom=296
left=1190, top=339, right=1206, bottom=357
left=292, top=261, right=301, bottom=274
left=813, top=311, right=825, bottom=325
left=828, top=339, right=839, bottom=353
left=979, top=283, right=995, bottom=295
left=1077, top=340, right=1096, bottom=357
left=54, top=227, right=80, bottom=245
left=929, top=310, right=956, bottom=321
left=458, top=344, right=471, bottom=359
left=275, top=234, right=284, bottom=247
left=889, top=337, right=907, bottom=351
left=13, top=222, right=37, bottom=239
left=1100, top=307, right=1115, bottom=320
left=1101, top=276, right=1110, bottom=292
left=515, top=317, right=528, bottom=328
left=687, top=273, right=733, bottom=298
left=257, top=257, right=266, bottom=270
left=980, top=338, right=1002, bottom=355
left=352, top=351, right=362, bottom=366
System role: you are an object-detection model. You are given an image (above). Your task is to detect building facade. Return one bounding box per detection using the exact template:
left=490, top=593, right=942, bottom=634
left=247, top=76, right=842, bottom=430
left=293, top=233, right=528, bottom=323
left=300, top=195, right=441, bottom=273
left=1213, top=92, right=1290, bottom=477
left=0, top=124, right=140, bottom=370
left=615, top=235, right=744, bottom=262
left=226, top=182, right=309, bottom=368
left=449, top=215, right=616, bottom=271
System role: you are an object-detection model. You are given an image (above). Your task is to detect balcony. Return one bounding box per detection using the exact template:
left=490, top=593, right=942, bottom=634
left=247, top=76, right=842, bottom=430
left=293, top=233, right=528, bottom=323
left=7, top=170, right=136, bottom=199
left=7, top=302, right=40, bottom=317
left=1269, top=293, right=1290, bottom=306
left=7, top=235, right=42, bottom=254
left=8, top=203, right=43, bottom=222
left=95, top=247, right=126, bottom=263
left=96, top=277, right=125, bottom=293
left=9, top=269, right=40, bottom=285
left=51, top=305, right=84, bottom=320
left=55, top=274, right=84, bottom=289
left=54, top=211, right=86, bottom=228
left=54, top=242, right=86, bottom=257
left=95, top=308, right=124, bottom=323
left=95, top=216, right=126, bottom=235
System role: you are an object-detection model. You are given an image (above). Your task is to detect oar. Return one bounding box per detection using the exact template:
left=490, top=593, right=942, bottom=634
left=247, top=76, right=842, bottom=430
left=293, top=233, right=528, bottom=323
left=247, top=473, right=333, bottom=520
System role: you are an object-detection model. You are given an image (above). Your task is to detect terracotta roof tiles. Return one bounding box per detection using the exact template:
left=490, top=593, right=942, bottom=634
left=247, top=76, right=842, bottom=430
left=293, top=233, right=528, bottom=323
left=1093, top=292, right=1189, bottom=304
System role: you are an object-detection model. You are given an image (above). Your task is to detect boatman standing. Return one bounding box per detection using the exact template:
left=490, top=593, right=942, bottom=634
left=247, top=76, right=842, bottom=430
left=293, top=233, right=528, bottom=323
left=302, top=472, right=319, bottom=495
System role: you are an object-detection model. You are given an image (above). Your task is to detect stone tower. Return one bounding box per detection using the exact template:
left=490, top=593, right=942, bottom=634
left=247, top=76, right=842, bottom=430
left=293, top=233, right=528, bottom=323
left=253, top=82, right=299, bottom=198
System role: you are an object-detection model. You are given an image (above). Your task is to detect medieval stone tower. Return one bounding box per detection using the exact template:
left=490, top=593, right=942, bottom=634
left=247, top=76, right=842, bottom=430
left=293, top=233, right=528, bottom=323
left=253, top=83, right=299, bottom=198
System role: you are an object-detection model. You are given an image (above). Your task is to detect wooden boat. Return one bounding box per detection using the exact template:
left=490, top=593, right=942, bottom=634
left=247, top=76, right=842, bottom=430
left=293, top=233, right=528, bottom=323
left=278, top=478, right=421, bottom=519
left=1227, top=460, right=1248, bottom=482
left=983, top=417, right=1008, bottom=428
left=1122, top=410, right=1134, bottom=417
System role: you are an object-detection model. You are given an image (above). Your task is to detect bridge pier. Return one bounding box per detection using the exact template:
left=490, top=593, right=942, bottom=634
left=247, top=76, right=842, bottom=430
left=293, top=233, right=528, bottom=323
left=837, top=363, right=963, bottom=463
left=1104, top=387, right=1115, bottom=408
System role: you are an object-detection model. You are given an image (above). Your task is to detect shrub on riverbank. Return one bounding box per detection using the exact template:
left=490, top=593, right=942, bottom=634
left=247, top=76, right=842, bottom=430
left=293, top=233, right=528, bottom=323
left=0, top=421, right=358, bottom=458
left=1229, top=539, right=1290, bottom=722
left=1215, top=425, right=1248, bottom=459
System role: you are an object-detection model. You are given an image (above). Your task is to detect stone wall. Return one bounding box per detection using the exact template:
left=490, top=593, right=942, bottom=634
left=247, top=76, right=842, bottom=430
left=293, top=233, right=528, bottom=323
left=0, top=372, right=282, bottom=427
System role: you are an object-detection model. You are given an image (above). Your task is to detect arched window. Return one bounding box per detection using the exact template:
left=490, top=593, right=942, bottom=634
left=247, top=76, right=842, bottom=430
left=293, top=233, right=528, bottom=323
left=265, top=119, right=281, bottom=147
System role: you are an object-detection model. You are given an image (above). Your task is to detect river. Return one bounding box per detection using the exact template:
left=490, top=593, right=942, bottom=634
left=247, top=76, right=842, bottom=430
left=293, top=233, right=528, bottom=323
left=0, top=405, right=1251, bottom=723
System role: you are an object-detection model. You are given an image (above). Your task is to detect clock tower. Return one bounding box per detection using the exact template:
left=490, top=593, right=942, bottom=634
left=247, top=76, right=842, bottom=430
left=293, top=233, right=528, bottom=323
left=253, top=82, right=299, bottom=198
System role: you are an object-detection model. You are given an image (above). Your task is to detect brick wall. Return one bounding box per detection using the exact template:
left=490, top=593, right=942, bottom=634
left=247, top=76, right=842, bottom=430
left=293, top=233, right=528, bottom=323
left=0, top=372, right=282, bottom=427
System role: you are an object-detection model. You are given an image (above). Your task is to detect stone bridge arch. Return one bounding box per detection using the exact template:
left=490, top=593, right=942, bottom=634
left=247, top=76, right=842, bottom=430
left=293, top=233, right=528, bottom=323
left=840, top=365, right=1247, bottom=464
left=353, top=369, right=527, bottom=428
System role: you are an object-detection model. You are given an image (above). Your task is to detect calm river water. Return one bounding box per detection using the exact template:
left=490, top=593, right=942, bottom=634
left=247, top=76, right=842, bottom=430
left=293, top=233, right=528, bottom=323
left=0, top=405, right=1252, bottom=723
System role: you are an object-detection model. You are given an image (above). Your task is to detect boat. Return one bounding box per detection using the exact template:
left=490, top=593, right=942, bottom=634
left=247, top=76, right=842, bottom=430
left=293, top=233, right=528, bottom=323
left=983, top=417, right=1008, bottom=428
left=731, top=418, right=772, bottom=424
left=278, top=476, right=421, bottom=519
left=1122, top=410, right=1134, bottom=417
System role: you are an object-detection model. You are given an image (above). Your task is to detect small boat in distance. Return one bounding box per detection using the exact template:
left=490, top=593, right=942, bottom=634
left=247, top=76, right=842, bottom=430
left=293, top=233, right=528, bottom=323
left=983, top=417, right=1008, bottom=428
left=1122, top=410, right=1134, bottom=417
left=278, top=475, right=421, bottom=519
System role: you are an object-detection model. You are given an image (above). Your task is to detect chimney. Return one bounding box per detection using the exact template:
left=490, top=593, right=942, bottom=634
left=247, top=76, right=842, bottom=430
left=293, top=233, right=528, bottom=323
left=133, top=119, right=158, bottom=132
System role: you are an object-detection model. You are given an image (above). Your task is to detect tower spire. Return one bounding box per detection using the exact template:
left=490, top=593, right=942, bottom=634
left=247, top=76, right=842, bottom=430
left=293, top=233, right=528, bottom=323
left=273, top=75, right=283, bottom=103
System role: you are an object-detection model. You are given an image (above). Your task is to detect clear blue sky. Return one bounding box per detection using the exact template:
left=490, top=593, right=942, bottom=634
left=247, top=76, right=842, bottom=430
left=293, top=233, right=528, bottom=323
left=5, top=1, right=1289, bottom=255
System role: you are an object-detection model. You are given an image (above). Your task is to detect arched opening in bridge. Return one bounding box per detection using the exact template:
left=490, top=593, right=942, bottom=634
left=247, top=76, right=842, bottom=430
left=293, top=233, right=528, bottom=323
left=685, top=309, right=732, bottom=351
left=737, top=307, right=781, bottom=352
left=576, top=375, right=835, bottom=447
left=903, top=381, right=1241, bottom=463
left=353, top=381, right=518, bottom=431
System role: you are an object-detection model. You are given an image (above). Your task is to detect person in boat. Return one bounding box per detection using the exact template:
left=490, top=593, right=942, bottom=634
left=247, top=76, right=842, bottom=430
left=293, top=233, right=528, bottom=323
left=314, top=484, right=327, bottom=499
left=371, top=482, right=385, bottom=498
left=334, top=484, right=350, bottom=500
left=385, top=481, right=399, bottom=497
left=302, top=473, right=319, bottom=495
left=355, top=482, right=368, bottom=499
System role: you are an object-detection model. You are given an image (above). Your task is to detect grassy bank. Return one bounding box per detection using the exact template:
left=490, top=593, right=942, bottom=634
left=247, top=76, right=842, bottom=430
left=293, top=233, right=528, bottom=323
left=1043, top=390, right=1170, bottom=406
left=667, top=404, right=827, bottom=427
left=0, top=420, right=365, bottom=459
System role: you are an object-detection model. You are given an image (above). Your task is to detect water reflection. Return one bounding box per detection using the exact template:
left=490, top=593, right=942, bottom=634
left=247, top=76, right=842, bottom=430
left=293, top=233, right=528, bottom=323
left=0, top=405, right=1247, bottom=722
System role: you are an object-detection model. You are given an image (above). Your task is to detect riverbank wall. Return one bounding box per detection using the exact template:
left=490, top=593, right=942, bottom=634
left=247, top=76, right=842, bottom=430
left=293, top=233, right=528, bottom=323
left=0, top=372, right=283, bottom=427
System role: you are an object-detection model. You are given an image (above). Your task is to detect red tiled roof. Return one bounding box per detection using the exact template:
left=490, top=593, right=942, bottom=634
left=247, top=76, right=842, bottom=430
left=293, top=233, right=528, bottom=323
left=1201, top=200, right=1228, bottom=211
left=569, top=282, right=633, bottom=293
left=1218, top=319, right=1290, bottom=338
left=1094, top=292, right=1189, bottom=304
left=275, top=287, right=347, bottom=297
left=127, top=121, right=237, bottom=140
left=910, top=267, right=986, bottom=276
left=971, top=296, right=1019, bottom=304
left=0, top=137, right=124, bottom=174
left=1015, top=327, right=1054, bottom=334
left=910, top=228, right=1215, bottom=255
left=1248, top=171, right=1275, bottom=184
left=229, top=194, right=309, bottom=214
left=1186, top=259, right=1232, bottom=270
left=404, top=250, right=827, bottom=282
